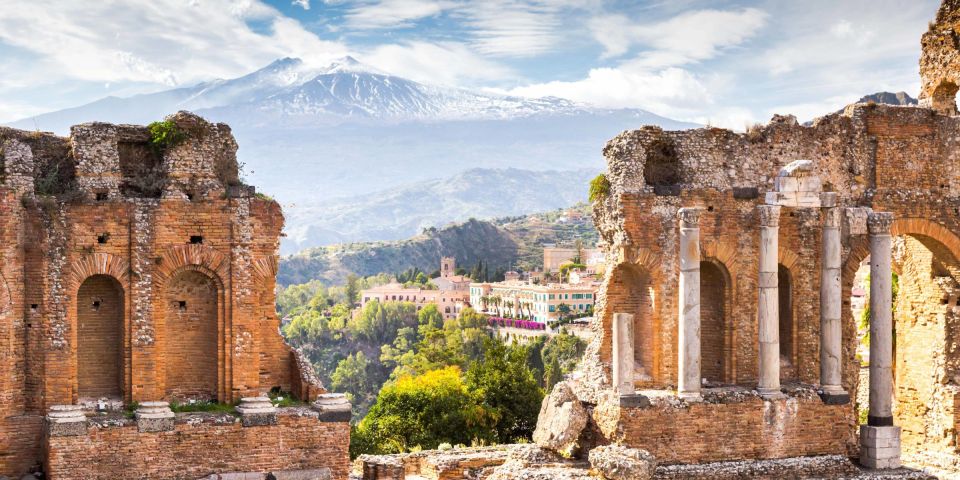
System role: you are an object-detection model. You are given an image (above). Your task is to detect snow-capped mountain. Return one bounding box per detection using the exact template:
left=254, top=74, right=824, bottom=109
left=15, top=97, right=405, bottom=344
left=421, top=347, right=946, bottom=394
left=10, top=56, right=681, bottom=131
left=7, top=57, right=698, bottom=253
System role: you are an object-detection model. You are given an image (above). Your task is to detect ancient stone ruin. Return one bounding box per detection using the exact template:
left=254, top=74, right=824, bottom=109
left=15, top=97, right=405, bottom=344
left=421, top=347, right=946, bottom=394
left=0, top=111, right=350, bottom=479
left=356, top=1, right=960, bottom=478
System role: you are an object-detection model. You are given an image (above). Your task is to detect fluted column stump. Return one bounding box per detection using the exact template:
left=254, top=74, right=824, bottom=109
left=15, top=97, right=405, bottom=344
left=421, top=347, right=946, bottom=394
left=677, top=207, right=703, bottom=402
left=860, top=212, right=900, bottom=469
left=757, top=205, right=783, bottom=399
left=819, top=193, right=849, bottom=404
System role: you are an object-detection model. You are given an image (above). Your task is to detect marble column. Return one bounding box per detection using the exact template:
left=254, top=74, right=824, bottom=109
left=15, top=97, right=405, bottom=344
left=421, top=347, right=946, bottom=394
left=757, top=205, right=782, bottom=398
left=860, top=211, right=900, bottom=469
left=819, top=193, right=849, bottom=403
left=612, top=313, right=635, bottom=396
left=677, top=207, right=702, bottom=401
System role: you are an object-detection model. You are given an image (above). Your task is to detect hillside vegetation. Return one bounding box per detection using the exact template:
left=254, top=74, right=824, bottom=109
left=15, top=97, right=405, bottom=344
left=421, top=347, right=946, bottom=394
left=278, top=203, right=598, bottom=286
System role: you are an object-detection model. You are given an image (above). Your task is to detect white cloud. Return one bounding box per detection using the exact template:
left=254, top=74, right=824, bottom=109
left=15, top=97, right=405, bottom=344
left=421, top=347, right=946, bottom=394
left=0, top=0, right=348, bottom=88
left=345, top=0, right=455, bottom=29
left=292, top=0, right=311, bottom=10
left=456, top=1, right=565, bottom=57
left=363, top=41, right=516, bottom=86
left=590, top=8, right=768, bottom=66
left=503, top=66, right=711, bottom=116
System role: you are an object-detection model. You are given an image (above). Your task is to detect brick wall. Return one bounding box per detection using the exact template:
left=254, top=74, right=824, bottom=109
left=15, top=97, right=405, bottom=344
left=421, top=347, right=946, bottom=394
left=77, top=275, right=124, bottom=398
left=700, top=260, right=727, bottom=383
left=45, top=412, right=351, bottom=480
left=609, top=395, right=854, bottom=464
left=163, top=269, right=219, bottom=400
left=0, top=115, right=340, bottom=478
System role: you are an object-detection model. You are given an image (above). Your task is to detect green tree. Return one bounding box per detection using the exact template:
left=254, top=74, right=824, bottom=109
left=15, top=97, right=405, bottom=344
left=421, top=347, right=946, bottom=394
left=466, top=339, right=544, bottom=443
left=345, top=273, right=360, bottom=305
left=544, top=355, right=562, bottom=390
left=418, top=304, right=444, bottom=330
left=331, top=351, right=370, bottom=402
left=353, top=366, right=490, bottom=455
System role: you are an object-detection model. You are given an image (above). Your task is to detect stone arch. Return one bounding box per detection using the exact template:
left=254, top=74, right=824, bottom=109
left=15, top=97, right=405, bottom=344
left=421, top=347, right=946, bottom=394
left=642, top=137, right=680, bottom=188
left=67, top=253, right=130, bottom=292
left=930, top=80, right=959, bottom=116
left=842, top=218, right=960, bottom=463
left=776, top=245, right=801, bottom=378
left=155, top=245, right=229, bottom=402
left=700, top=257, right=733, bottom=384
left=607, top=263, right=658, bottom=385
left=76, top=275, right=124, bottom=399
left=66, top=253, right=131, bottom=402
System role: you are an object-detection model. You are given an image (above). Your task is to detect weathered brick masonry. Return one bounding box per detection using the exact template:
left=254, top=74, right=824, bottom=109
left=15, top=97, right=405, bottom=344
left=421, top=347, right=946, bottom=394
left=0, top=112, right=347, bottom=478
left=45, top=410, right=350, bottom=480
left=585, top=92, right=960, bottom=466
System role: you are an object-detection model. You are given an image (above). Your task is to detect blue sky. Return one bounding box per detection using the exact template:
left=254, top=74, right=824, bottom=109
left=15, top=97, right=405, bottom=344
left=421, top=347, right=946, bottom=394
left=0, top=0, right=941, bottom=128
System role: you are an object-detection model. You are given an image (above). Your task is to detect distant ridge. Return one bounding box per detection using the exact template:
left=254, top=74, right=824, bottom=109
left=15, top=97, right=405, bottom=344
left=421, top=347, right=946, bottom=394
left=7, top=57, right=697, bottom=254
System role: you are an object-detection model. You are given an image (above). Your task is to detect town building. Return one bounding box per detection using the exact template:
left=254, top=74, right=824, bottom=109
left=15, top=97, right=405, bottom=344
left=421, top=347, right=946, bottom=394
left=542, top=246, right=605, bottom=274
left=470, top=281, right=597, bottom=323
left=359, top=257, right=470, bottom=320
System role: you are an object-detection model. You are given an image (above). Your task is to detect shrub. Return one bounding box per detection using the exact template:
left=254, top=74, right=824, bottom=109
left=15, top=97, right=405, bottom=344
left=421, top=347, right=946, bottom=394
left=147, top=120, right=187, bottom=154
left=588, top=174, right=610, bottom=202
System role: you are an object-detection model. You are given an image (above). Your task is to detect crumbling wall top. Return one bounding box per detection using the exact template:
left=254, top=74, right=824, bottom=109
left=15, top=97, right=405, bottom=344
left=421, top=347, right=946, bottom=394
left=920, top=0, right=960, bottom=114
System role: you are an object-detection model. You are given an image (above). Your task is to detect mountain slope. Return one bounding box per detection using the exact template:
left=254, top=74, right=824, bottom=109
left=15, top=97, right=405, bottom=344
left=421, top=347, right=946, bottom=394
left=8, top=57, right=697, bottom=252
left=278, top=204, right=598, bottom=286
left=282, top=167, right=599, bottom=253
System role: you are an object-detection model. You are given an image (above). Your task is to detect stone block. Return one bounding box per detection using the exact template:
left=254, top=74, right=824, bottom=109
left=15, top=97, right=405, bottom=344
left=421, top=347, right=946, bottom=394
left=237, top=397, right=278, bottom=427
left=313, top=393, right=352, bottom=423
left=46, top=405, right=88, bottom=437
left=533, top=382, right=588, bottom=457
left=619, top=394, right=650, bottom=409
left=589, top=444, right=656, bottom=480
left=859, top=425, right=900, bottom=470
left=818, top=392, right=850, bottom=405
left=136, top=401, right=175, bottom=433
left=271, top=469, right=333, bottom=480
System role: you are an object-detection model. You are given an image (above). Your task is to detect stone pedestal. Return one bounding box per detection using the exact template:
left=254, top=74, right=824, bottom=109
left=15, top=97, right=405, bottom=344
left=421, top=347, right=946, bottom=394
left=46, top=405, right=88, bottom=437
left=677, top=207, right=702, bottom=402
left=860, top=425, right=901, bottom=469
left=612, top=312, right=635, bottom=396
left=757, top=205, right=782, bottom=399
left=135, top=401, right=175, bottom=432
left=313, top=393, right=352, bottom=423
left=237, top=396, right=278, bottom=427
left=819, top=193, right=849, bottom=404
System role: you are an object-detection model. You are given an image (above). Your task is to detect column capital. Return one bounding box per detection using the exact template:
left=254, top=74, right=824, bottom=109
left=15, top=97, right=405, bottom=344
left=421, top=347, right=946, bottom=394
left=757, top=204, right=781, bottom=227
left=823, top=206, right=842, bottom=228
left=867, top=212, right=894, bottom=235
left=819, top=192, right=838, bottom=208
left=677, top=207, right=702, bottom=228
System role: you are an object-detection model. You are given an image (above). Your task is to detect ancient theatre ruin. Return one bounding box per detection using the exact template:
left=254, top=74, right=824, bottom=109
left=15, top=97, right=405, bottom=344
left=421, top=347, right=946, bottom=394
left=0, top=112, right=350, bottom=479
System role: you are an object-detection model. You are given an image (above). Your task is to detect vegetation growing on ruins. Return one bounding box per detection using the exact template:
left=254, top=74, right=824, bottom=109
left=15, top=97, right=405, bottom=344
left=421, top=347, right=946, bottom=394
left=147, top=120, right=187, bottom=154
left=588, top=174, right=610, bottom=202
